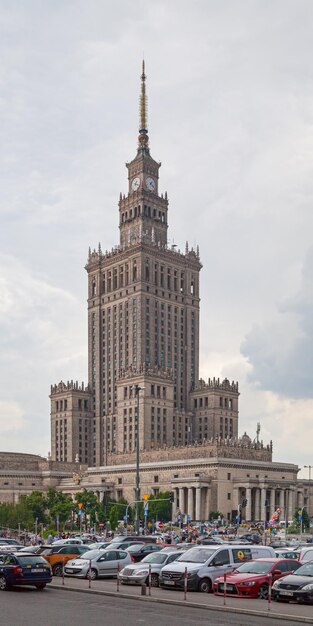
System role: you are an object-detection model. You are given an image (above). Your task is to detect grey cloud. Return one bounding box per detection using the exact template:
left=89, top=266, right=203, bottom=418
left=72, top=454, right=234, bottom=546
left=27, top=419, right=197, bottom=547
left=241, top=248, right=313, bottom=398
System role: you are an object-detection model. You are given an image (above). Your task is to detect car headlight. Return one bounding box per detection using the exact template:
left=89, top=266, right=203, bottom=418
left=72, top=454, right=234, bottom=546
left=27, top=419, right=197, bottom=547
left=272, top=580, right=280, bottom=589
left=188, top=570, right=199, bottom=578
left=300, top=583, right=313, bottom=591
left=238, top=581, right=255, bottom=586
left=134, top=570, right=148, bottom=577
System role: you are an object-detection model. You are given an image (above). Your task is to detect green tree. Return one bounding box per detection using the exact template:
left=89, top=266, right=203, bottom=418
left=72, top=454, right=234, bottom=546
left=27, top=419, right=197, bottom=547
left=22, top=491, right=47, bottom=524
left=143, top=492, right=172, bottom=523
left=74, top=490, right=99, bottom=525
left=46, top=488, right=73, bottom=530
left=0, top=501, right=33, bottom=531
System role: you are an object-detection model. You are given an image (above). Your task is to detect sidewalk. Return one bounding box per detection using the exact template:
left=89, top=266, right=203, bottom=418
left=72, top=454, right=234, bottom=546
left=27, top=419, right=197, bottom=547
left=51, top=577, right=313, bottom=623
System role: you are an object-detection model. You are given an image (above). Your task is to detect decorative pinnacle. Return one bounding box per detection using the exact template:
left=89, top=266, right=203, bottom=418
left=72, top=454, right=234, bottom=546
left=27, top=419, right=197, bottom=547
left=138, top=59, right=149, bottom=150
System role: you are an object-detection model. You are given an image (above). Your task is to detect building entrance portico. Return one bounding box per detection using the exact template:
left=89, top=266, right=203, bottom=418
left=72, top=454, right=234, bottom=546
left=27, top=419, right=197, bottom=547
left=171, top=476, right=211, bottom=521
left=234, top=480, right=300, bottom=523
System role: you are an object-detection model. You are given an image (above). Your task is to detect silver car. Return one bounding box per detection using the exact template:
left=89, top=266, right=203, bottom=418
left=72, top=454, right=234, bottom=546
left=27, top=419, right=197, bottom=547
left=64, top=548, right=132, bottom=579
left=119, top=551, right=182, bottom=586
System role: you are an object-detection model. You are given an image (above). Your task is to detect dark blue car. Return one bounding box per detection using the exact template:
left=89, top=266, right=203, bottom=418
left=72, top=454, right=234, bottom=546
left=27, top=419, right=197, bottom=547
left=0, top=552, right=52, bottom=590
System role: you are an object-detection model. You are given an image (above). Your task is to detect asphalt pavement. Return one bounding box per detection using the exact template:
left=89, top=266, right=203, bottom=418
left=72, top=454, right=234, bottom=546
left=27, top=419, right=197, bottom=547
left=1, top=586, right=309, bottom=626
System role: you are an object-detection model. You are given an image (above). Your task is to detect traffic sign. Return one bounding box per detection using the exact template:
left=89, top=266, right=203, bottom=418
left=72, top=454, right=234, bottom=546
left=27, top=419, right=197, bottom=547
left=78, top=502, right=83, bottom=509
left=158, top=522, right=164, bottom=528
left=77, top=509, right=82, bottom=516
left=99, top=522, right=104, bottom=528
left=143, top=494, right=150, bottom=501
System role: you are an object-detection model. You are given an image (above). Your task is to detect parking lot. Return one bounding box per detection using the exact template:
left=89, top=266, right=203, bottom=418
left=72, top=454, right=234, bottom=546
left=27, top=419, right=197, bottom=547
left=51, top=575, right=313, bottom=622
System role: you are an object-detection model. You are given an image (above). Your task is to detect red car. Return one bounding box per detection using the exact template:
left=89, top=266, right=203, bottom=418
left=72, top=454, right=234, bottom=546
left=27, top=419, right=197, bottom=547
left=213, top=558, right=301, bottom=599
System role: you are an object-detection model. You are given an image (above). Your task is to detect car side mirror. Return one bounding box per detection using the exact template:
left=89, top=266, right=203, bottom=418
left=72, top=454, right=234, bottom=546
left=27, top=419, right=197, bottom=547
left=273, top=569, right=282, bottom=576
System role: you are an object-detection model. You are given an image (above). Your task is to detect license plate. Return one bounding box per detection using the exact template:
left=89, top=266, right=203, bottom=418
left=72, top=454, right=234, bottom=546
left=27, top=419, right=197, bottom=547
left=280, top=590, right=293, bottom=596
left=66, top=569, right=74, bottom=573
left=226, top=584, right=234, bottom=591
left=31, top=568, right=45, bottom=573
left=164, top=580, right=175, bottom=586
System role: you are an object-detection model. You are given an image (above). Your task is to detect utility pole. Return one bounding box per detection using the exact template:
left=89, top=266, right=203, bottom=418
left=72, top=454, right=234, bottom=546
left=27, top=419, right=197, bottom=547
left=304, top=465, right=312, bottom=526
left=133, top=384, right=144, bottom=535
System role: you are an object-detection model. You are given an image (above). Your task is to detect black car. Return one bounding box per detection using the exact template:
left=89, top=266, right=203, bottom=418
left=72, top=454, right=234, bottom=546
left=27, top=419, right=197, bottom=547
left=0, top=552, right=52, bottom=590
left=272, top=562, right=313, bottom=604
left=126, top=543, right=162, bottom=562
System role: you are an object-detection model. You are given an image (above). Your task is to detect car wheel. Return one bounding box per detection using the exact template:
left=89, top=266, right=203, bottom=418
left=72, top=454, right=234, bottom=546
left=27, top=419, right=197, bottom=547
left=198, top=577, right=212, bottom=593
left=149, top=574, right=159, bottom=587
left=53, top=563, right=63, bottom=577
left=36, top=584, right=46, bottom=590
left=0, top=575, right=9, bottom=591
left=88, top=568, right=98, bottom=580
left=258, top=584, right=269, bottom=600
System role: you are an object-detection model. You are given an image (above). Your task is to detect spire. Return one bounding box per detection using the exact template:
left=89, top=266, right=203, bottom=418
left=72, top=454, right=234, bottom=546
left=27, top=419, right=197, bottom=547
left=138, top=59, right=149, bottom=153
left=140, top=59, right=147, bottom=132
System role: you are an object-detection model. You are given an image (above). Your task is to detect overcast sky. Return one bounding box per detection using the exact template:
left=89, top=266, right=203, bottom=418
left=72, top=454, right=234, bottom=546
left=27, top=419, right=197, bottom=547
left=0, top=1, right=312, bottom=477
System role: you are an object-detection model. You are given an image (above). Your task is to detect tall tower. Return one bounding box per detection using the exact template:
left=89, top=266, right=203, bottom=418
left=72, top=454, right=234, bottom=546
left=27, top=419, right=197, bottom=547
left=85, top=62, right=202, bottom=466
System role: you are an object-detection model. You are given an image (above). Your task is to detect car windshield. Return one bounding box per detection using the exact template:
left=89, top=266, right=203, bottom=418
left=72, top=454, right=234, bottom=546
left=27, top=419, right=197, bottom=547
left=294, top=563, right=313, bottom=577
left=40, top=548, right=54, bottom=555
left=141, top=553, right=168, bottom=564
left=17, top=556, right=48, bottom=565
left=177, top=548, right=216, bottom=563
left=76, top=550, right=101, bottom=560
left=235, top=561, right=273, bottom=574
left=127, top=544, right=145, bottom=552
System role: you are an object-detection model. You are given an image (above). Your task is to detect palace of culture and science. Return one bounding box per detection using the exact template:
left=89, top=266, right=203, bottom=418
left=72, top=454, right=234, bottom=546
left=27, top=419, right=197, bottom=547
left=0, top=64, right=309, bottom=524
left=50, top=61, right=240, bottom=470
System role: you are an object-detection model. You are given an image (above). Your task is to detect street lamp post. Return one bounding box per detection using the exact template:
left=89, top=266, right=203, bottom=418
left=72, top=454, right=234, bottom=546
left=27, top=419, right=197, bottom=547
left=304, top=465, right=312, bottom=526
left=133, top=384, right=143, bottom=535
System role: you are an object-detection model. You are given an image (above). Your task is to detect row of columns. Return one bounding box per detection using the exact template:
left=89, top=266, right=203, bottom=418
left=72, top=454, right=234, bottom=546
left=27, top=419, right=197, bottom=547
left=173, top=486, right=208, bottom=521
left=236, top=486, right=295, bottom=522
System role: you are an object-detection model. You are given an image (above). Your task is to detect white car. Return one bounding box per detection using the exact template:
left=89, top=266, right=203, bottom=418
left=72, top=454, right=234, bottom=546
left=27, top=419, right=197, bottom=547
left=119, top=551, right=182, bottom=586
left=64, top=548, right=132, bottom=579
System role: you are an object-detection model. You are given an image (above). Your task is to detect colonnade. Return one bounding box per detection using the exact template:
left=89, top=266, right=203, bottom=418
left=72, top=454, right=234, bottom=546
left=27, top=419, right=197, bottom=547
left=234, top=485, right=297, bottom=522
left=172, top=485, right=209, bottom=521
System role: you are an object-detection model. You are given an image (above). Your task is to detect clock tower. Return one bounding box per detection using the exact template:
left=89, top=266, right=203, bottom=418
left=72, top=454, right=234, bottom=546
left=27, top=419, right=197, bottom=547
left=119, top=61, right=168, bottom=248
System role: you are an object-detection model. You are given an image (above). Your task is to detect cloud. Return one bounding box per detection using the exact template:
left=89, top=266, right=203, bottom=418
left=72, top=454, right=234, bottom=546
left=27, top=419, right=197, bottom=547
left=0, top=401, right=25, bottom=434
left=0, top=254, right=87, bottom=453
left=241, top=248, right=313, bottom=398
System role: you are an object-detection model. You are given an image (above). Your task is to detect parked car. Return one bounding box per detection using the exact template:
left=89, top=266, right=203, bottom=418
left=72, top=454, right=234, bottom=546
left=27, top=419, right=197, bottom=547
left=52, top=538, right=83, bottom=545
left=102, top=541, right=145, bottom=551
left=126, top=543, right=163, bottom=563
left=0, top=539, right=22, bottom=546
left=40, top=544, right=89, bottom=576
left=119, top=550, right=182, bottom=586
left=239, top=534, right=261, bottom=544
left=297, top=547, right=313, bottom=564
left=159, top=544, right=276, bottom=592
left=110, top=535, right=158, bottom=544
left=197, top=537, right=225, bottom=545
left=274, top=549, right=299, bottom=560
left=213, top=558, right=301, bottom=599
left=64, top=548, right=132, bottom=579
left=272, top=562, right=313, bottom=604
left=0, top=552, right=52, bottom=590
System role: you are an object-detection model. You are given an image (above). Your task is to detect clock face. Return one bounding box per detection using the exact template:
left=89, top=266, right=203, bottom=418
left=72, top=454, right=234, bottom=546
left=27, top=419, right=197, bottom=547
left=146, top=176, right=156, bottom=191
left=132, top=177, right=141, bottom=191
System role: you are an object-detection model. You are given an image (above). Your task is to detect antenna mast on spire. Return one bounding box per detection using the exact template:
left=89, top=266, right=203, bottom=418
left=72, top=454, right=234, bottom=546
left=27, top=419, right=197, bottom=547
left=138, top=60, right=149, bottom=151
left=140, top=59, right=147, bottom=132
